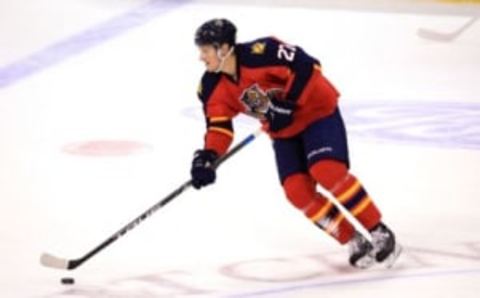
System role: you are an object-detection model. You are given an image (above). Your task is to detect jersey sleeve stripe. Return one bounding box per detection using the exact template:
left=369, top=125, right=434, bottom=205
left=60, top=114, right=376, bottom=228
left=209, top=127, right=234, bottom=138
left=210, top=116, right=231, bottom=123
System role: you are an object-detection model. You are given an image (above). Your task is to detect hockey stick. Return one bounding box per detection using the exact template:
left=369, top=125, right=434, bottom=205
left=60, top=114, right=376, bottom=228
left=417, top=16, right=478, bottom=42
left=40, top=128, right=263, bottom=270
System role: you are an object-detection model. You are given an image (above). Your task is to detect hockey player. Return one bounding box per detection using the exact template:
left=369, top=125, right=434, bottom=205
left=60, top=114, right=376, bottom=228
left=190, top=18, right=401, bottom=268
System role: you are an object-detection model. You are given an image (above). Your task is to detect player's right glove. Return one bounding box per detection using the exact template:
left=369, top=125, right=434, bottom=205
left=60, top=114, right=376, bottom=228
left=190, top=149, right=218, bottom=189
left=265, top=97, right=296, bottom=132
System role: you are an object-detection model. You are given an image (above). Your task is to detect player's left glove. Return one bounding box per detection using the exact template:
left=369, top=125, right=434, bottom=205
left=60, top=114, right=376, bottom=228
left=265, top=97, right=296, bottom=132
left=190, top=149, right=218, bottom=190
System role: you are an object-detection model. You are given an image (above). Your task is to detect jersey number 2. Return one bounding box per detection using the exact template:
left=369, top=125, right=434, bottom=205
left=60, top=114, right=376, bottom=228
left=277, top=44, right=296, bottom=62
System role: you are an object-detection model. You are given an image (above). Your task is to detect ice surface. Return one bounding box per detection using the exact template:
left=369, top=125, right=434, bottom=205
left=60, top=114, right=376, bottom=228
left=1, top=1, right=479, bottom=297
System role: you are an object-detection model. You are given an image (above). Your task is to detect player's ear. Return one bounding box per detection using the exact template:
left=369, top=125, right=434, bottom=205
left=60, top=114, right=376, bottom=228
left=219, top=43, right=231, bottom=55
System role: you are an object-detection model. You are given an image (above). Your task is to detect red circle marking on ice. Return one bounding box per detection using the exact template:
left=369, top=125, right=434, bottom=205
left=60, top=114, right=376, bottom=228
left=63, top=140, right=152, bottom=157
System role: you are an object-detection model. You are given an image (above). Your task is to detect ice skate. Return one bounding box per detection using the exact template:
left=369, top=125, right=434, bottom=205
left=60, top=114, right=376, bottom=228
left=370, top=223, right=402, bottom=268
left=348, top=232, right=375, bottom=269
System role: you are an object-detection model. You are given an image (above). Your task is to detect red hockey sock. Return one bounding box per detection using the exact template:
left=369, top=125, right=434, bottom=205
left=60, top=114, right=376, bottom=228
left=283, top=173, right=355, bottom=244
left=309, top=160, right=382, bottom=231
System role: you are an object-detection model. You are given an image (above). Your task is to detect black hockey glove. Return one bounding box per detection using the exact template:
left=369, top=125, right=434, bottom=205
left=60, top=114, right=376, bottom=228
left=190, top=149, right=218, bottom=189
left=265, top=97, right=296, bottom=132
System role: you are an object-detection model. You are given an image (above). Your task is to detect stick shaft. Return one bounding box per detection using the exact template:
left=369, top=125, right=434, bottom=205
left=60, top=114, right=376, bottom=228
left=66, top=128, right=263, bottom=269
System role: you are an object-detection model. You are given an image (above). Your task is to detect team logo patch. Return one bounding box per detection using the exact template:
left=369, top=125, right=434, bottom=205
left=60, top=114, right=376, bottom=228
left=240, top=84, right=283, bottom=119
left=251, top=42, right=266, bottom=55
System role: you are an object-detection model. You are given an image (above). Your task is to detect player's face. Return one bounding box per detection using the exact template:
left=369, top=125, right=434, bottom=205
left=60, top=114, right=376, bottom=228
left=198, top=45, right=220, bottom=72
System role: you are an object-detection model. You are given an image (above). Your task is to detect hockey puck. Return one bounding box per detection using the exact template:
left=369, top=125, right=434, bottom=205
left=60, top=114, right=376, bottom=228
left=60, top=277, right=75, bottom=285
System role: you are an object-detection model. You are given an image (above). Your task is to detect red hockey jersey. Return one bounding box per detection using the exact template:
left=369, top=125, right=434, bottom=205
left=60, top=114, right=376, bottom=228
left=197, top=37, right=340, bottom=155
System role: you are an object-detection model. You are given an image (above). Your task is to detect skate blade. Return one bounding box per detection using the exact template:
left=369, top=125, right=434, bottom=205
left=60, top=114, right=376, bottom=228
left=383, top=244, right=403, bottom=268
left=353, top=254, right=375, bottom=269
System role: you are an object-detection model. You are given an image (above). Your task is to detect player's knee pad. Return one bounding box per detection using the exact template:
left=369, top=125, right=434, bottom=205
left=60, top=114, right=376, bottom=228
left=309, top=159, right=348, bottom=191
left=282, top=173, right=316, bottom=210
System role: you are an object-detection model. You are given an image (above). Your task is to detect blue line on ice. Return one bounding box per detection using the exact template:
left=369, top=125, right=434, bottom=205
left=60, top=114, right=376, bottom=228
left=0, top=0, right=189, bottom=89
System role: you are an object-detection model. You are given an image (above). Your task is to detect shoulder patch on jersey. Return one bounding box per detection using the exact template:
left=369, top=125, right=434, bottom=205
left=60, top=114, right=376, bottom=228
left=251, top=42, right=266, bottom=55
left=237, top=37, right=285, bottom=68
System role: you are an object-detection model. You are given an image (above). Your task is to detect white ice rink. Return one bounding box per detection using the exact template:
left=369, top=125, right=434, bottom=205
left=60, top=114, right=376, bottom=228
left=1, top=0, right=480, bottom=297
